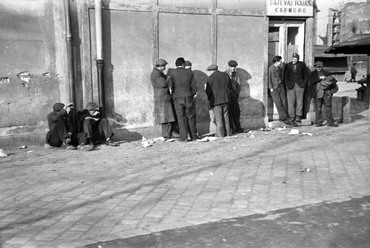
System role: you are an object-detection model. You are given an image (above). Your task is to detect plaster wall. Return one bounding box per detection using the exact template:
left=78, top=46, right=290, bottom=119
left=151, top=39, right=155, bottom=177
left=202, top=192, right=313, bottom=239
left=0, top=0, right=61, bottom=130
left=339, top=3, right=370, bottom=42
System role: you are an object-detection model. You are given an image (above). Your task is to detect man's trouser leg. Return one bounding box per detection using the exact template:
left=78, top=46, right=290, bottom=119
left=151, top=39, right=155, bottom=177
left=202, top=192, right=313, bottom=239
left=184, top=97, right=197, bottom=140
left=295, top=85, right=305, bottom=119
left=47, top=120, right=69, bottom=147
left=271, top=88, right=288, bottom=121
left=213, top=105, right=224, bottom=137
left=222, top=103, right=232, bottom=136
left=323, top=94, right=335, bottom=125
left=161, top=122, right=172, bottom=138
left=174, top=98, right=188, bottom=141
left=314, top=98, right=324, bottom=125
left=98, top=118, right=114, bottom=140
left=287, top=87, right=296, bottom=120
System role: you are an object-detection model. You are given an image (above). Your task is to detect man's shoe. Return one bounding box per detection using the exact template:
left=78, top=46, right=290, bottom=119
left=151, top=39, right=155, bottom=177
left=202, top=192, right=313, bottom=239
left=295, top=118, right=302, bottom=123
left=282, top=119, right=290, bottom=125
left=327, top=123, right=338, bottom=127
left=290, top=121, right=299, bottom=127
left=65, top=145, right=77, bottom=150
left=77, top=144, right=94, bottom=151
left=316, top=123, right=324, bottom=127
left=236, top=129, right=244, bottom=133
left=171, top=132, right=180, bottom=138
left=106, top=139, right=119, bottom=147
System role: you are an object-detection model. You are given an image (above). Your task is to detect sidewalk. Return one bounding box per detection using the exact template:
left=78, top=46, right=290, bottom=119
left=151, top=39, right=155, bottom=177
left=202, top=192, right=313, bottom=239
left=0, top=110, right=369, bottom=248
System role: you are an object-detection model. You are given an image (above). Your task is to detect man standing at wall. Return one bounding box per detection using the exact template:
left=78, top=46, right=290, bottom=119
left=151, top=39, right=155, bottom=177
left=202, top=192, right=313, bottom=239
left=225, top=60, right=243, bottom=133
left=168, top=57, right=197, bottom=141
left=205, top=64, right=232, bottom=138
left=309, top=61, right=339, bottom=127
left=268, top=56, right=298, bottom=127
left=150, top=59, right=176, bottom=139
left=283, top=53, right=308, bottom=123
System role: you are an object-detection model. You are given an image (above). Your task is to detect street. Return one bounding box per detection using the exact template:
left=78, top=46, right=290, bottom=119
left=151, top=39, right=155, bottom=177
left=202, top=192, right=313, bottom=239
left=0, top=110, right=369, bottom=248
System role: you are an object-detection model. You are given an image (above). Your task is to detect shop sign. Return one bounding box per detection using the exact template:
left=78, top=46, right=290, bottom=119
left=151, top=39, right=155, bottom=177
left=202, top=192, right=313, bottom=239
left=266, top=0, right=313, bottom=17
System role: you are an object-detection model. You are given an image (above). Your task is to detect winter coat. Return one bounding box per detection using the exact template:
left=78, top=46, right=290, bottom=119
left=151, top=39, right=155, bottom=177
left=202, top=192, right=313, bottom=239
left=150, top=67, right=175, bottom=124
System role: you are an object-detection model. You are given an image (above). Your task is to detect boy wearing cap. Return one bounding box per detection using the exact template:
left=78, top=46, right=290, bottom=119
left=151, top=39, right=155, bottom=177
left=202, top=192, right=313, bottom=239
left=205, top=64, right=232, bottom=137
left=46, top=102, right=76, bottom=149
left=309, top=61, right=339, bottom=127
left=225, top=60, right=243, bottom=133
left=283, top=53, right=309, bottom=123
left=268, top=56, right=298, bottom=127
left=76, top=102, right=117, bottom=149
left=150, top=58, right=177, bottom=139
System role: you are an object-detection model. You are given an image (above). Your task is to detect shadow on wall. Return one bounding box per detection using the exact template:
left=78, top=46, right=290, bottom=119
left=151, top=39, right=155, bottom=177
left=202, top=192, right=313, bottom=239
left=237, top=67, right=266, bottom=129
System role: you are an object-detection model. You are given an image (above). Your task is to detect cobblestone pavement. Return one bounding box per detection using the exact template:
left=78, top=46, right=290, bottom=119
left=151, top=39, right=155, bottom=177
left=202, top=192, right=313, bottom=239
left=0, top=112, right=369, bottom=248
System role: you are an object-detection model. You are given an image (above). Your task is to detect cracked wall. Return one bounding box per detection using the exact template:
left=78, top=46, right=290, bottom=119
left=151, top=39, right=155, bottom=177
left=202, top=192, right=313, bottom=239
left=0, top=0, right=61, bottom=129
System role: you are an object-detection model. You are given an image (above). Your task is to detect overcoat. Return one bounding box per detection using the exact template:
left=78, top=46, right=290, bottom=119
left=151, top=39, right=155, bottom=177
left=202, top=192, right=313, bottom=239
left=150, top=67, right=175, bottom=124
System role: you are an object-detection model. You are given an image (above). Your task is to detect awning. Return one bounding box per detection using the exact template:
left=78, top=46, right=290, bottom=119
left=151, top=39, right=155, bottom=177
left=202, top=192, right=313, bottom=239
left=325, top=36, right=370, bottom=55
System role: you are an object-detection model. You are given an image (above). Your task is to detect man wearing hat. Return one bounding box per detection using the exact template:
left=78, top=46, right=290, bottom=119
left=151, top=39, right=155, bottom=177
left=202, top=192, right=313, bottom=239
left=225, top=60, right=243, bottom=133
left=309, top=61, right=339, bottom=127
left=76, top=101, right=117, bottom=150
left=205, top=63, right=232, bottom=137
left=46, top=102, right=76, bottom=149
left=167, top=57, right=198, bottom=141
left=150, top=58, right=177, bottom=139
left=283, top=53, right=308, bottom=123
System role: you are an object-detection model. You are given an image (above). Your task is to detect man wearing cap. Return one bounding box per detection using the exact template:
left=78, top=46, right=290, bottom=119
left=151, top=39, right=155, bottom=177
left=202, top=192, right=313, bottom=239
left=167, top=57, right=197, bottom=141
left=225, top=60, right=243, bottom=133
left=184, top=60, right=192, bottom=70
left=46, top=102, right=76, bottom=149
left=283, top=53, right=308, bottom=123
left=205, top=63, right=232, bottom=137
left=76, top=102, right=117, bottom=149
left=309, top=61, right=339, bottom=127
left=150, top=58, right=177, bottom=139
left=268, top=56, right=298, bottom=127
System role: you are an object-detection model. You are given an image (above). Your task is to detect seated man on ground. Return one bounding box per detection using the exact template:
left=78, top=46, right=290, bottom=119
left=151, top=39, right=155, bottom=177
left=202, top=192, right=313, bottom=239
left=46, top=102, right=76, bottom=150
left=76, top=102, right=118, bottom=150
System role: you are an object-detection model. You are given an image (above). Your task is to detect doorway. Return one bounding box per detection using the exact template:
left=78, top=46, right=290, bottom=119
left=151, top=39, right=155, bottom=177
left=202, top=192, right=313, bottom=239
left=268, top=20, right=305, bottom=121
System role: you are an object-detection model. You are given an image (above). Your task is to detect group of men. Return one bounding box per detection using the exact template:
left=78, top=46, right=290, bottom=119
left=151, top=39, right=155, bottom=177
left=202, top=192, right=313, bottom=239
left=47, top=53, right=338, bottom=150
left=151, top=57, right=243, bottom=140
left=46, top=101, right=117, bottom=150
left=268, top=53, right=339, bottom=127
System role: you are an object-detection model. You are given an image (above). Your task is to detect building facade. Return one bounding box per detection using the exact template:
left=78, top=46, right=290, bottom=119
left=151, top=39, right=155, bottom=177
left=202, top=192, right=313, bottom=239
left=0, top=0, right=316, bottom=141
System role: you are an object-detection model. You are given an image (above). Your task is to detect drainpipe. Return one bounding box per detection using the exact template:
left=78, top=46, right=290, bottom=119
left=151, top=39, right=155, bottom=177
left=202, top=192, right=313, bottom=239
left=95, top=0, right=105, bottom=117
left=64, top=0, right=75, bottom=106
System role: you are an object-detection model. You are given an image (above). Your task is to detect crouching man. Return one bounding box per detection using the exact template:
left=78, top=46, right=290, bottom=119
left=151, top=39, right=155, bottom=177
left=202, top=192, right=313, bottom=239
left=46, top=102, right=76, bottom=149
left=77, top=102, right=118, bottom=150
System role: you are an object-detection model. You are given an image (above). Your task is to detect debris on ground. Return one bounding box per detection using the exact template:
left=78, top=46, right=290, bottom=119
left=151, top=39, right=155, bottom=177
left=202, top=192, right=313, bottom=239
left=0, top=149, right=8, bottom=157
left=260, top=128, right=271, bottom=131
left=197, top=137, right=217, bottom=142
left=141, top=137, right=154, bottom=147
left=302, top=132, right=313, bottom=136
left=300, top=168, right=313, bottom=172
left=18, top=145, right=27, bottom=149
left=288, top=129, right=300, bottom=135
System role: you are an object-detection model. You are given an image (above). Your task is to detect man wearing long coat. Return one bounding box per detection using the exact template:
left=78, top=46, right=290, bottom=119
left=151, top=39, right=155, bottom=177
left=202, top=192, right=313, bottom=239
left=150, top=59, right=176, bottom=138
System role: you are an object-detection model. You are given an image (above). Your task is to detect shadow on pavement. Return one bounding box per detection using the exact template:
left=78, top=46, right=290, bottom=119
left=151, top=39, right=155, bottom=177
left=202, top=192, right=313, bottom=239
left=85, top=195, right=370, bottom=248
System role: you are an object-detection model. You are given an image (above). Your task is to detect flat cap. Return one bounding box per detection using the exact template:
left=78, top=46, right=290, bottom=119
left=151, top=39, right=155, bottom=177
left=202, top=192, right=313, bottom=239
left=53, top=102, right=65, bottom=111
left=228, top=60, right=238, bottom=67
left=184, top=60, right=192, bottom=67
left=85, top=102, right=100, bottom=111
left=314, top=61, right=324, bottom=68
left=206, top=64, right=218, bottom=71
left=155, top=58, right=167, bottom=66
left=292, top=53, right=300, bottom=59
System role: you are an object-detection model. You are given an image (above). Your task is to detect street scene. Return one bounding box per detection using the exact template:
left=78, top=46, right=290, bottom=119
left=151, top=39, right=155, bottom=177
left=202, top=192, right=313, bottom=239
left=1, top=0, right=370, bottom=247
left=1, top=103, right=369, bottom=247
